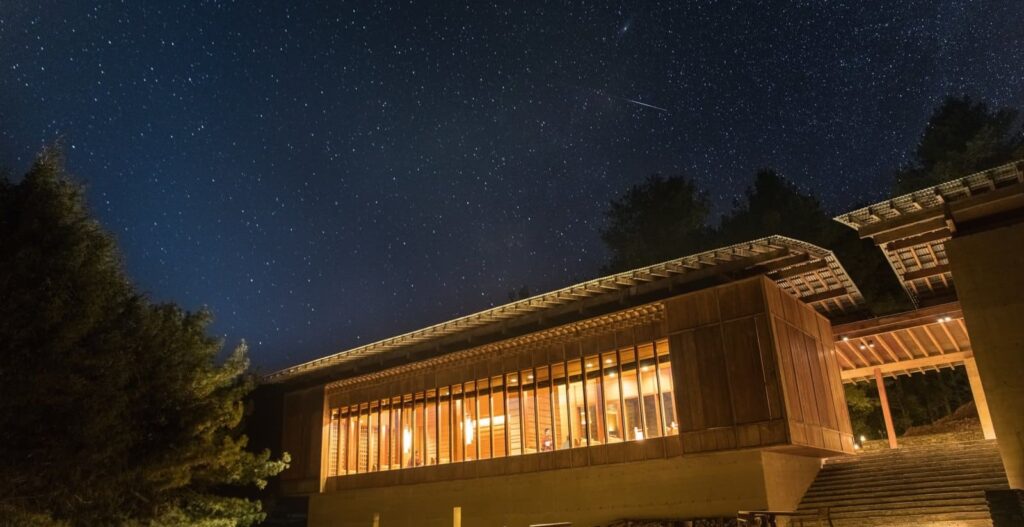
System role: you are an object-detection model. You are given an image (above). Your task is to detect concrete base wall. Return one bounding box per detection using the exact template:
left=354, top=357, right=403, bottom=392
left=948, top=222, right=1024, bottom=489
left=308, top=449, right=822, bottom=527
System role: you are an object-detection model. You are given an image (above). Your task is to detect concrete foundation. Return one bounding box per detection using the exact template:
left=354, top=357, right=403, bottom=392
left=947, top=222, right=1024, bottom=489
left=308, top=449, right=821, bottom=527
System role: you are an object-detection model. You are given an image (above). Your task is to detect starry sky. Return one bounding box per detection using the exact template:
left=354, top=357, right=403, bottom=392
left=1, top=2, right=1022, bottom=372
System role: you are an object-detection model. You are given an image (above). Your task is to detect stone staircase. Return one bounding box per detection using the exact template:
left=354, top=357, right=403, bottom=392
left=794, top=440, right=1009, bottom=526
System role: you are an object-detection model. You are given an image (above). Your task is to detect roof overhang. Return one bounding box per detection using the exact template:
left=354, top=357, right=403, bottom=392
left=835, top=160, right=1024, bottom=306
left=832, top=302, right=970, bottom=383
left=265, top=235, right=865, bottom=386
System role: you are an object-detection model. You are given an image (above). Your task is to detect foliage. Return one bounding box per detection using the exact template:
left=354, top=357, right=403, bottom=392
left=895, top=95, right=1024, bottom=193
left=717, top=169, right=837, bottom=247
left=843, top=384, right=880, bottom=440
left=600, top=174, right=710, bottom=273
left=0, top=150, right=288, bottom=527
left=599, top=168, right=908, bottom=313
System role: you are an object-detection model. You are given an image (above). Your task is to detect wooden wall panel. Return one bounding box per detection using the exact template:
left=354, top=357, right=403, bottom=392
left=694, top=326, right=734, bottom=428
left=665, top=288, right=719, bottom=332
left=666, top=276, right=795, bottom=454
left=721, top=317, right=771, bottom=424
left=765, top=278, right=855, bottom=455
left=671, top=331, right=705, bottom=432
left=754, top=314, right=784, bottom=420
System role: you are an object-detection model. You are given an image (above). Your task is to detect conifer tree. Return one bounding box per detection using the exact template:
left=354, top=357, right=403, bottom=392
left=0, top=149, right=287, bottom=526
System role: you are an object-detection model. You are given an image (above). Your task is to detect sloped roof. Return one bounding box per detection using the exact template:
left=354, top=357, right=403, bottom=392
left=835, top=160, right=1024, bottom=306
left=265, top=235, right=865, bottom=384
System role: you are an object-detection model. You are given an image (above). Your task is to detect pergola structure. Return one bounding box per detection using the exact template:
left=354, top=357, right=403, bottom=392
left=834, top=161, right=1024, bottom=449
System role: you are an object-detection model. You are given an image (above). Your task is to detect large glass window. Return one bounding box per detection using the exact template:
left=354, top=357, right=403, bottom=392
left=368, top=402, right=379, bottom=472
left=602, top=351, right=623, bottom=443
left=413, top=393, right=425, bottom=466
left=567, top=359, right=587, bottom=448
left=327, top=336, right=679, bottom=477
left=551, top=362, right=571, bottom=450
left=425, top=390, right=437, bottom=466
left=491, top=376, right=507, bottom=458
left=389, top=397, right=402, bottom=470
left=346, top=407, right=358, bottom=474
left=463, top=381, right=477, bottom=461
left=638, top=343, right=663, bottom=439
left=328, top=409, right=341, bottom=476
left=536, top=366, right=553, bottom=452
left=357, top=405, right=369, bottom=473
left=401, top=396, right=413, bottom=467
left=584, top=356, right=605, bottom=445
left=506, top=373, right=522, bottom=456
left=378, top=401, right=390, bottom=471
left=438, top=387, right=451, bottom=464
left=477, top=379, right=491, bottom=460
left=656, top=339, right=679, bottom=435
left=520, top=369, right=537, bottom=454
left=619, top=346, right=644, bottom=441
left=452, top=384, right=464, bottom=463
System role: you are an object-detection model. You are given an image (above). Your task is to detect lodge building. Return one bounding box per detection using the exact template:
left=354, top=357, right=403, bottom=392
left=262, top=161, right=1024, bottom=527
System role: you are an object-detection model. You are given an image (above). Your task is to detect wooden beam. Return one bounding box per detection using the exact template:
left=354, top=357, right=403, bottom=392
left=747, top=251, right=812, bottom=276
left=875, top=367, right=898, bottom=449
left=768, top=258, right=829, bottom=280
left=885, top=228, right=952, bottom=251
left=832, top=301, right=962, bottom=340
left=842, top=350, right=972, bottom=381
left=903, top=263, right=951, bottom=282
left=800, top=288, right=847, bottom=304
left=871, top=216, right=950, bottom=245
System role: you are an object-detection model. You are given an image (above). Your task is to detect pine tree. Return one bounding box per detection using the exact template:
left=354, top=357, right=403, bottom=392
left=895, top=95, right=1024, bottom=193
left=0, top=149, right=287, bottom=526
left=600, top=174, right=711, bottom=273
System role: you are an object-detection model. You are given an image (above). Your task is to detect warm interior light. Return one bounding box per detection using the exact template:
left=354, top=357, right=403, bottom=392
left=464, top=419, right=474, bottom=444
left=842, top=336, right=849, bottom=341
left=634, top=428, right=644, bottom=440
left=604, top=358, right=612, bottom=364
left=527, top=374, right=533, bottom=380
left=403, top=428, right=412, bottom=453
left=585, top=362, right=593, bottom=368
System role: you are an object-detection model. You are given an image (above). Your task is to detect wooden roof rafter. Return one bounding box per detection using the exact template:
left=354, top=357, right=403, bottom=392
left=833, top=303, right=973, bottom=383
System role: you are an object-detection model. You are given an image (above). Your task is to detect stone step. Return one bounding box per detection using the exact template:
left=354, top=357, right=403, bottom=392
left=815, top=461, right=1003, bottom=478
left=806, top=470, right=1007, bottom=491
left=801, top=487, right=1002, bottom=508
left=800, top=494, right=991, bottom=514
left=794, top=513, right=993, bottom=527
left=804, top=473, right=1008, bottom=496
left=822, top=450, right=1002, bottom=469
left=795, top=440, right=1008, bottom=526
left=824, top=448, right=1000, bottom=466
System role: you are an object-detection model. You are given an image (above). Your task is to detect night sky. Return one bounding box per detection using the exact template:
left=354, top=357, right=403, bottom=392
left=2, top=2, right=1022, bottom=372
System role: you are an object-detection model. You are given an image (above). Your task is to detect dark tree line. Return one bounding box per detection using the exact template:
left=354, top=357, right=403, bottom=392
left=0, top=150, right=288, bottom=526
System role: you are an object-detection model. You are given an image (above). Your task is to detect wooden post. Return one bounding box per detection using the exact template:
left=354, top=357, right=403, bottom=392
left=964, top=357, right=997, bottom=439
left=453, top=506, right=461, bottom=527
left=372, top=513, right=380, bottom=527
left=874, top=368, right=897, bottom=449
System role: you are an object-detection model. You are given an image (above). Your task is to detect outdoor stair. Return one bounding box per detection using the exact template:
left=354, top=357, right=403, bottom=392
left=794, top=439, right=1009, bottom=527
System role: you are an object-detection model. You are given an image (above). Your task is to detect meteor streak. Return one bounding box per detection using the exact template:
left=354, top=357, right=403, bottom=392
left=625, top=98, right=669, bottom=113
